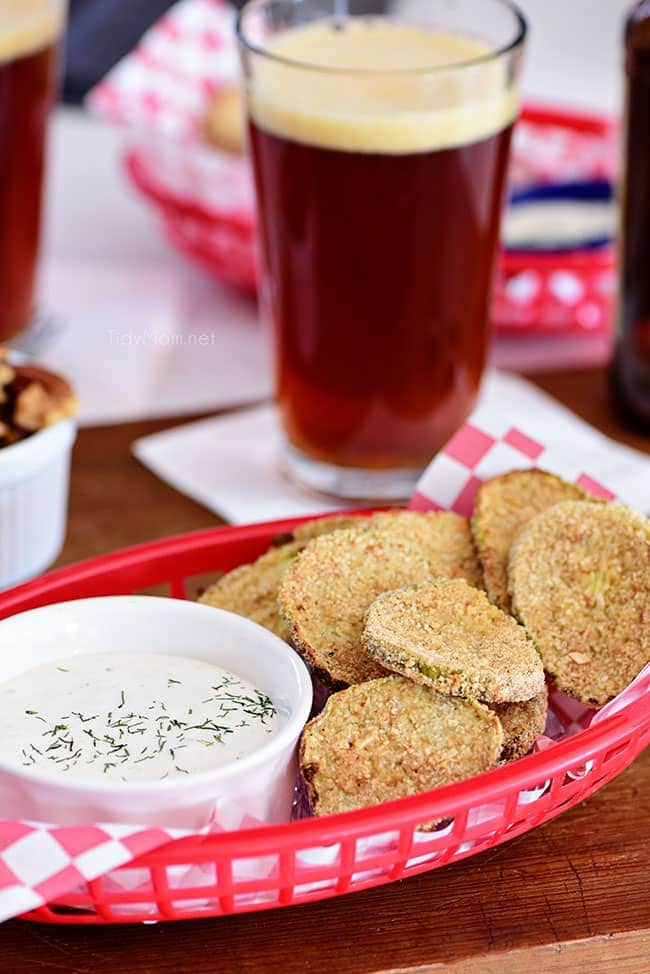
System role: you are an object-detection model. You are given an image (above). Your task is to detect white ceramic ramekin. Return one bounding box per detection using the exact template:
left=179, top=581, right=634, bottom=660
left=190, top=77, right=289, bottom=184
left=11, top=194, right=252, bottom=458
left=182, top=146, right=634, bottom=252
left=0, top=596, right=313, bottom=828
left=0, top=418, right=77, bottom=590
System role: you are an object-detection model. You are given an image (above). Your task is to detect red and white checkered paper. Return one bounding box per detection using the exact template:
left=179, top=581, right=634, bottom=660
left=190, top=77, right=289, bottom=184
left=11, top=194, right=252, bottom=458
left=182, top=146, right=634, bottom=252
left=410, top=376, right=649, bottom=517
left=0, top=821, right=190, bottom=920
left=1, top=374, right=649, bottom=920
left=88, top=0, right=239, bottom=140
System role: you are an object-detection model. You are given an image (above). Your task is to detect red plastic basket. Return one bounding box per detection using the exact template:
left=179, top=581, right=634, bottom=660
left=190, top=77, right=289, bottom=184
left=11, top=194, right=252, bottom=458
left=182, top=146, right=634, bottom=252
left=1, top=515, right=647, bottom=926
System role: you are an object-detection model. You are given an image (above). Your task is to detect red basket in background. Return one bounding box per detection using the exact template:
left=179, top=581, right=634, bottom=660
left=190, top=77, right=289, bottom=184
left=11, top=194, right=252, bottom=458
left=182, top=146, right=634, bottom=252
left=0, top=515, right=646, bottom=926
left=493, top=248, right=615, bottom=336
left=125, top=136, right=258, bottom=293
left=125, top=103, right=619, bottom=335
left=163, top=210, right=257, bottom=293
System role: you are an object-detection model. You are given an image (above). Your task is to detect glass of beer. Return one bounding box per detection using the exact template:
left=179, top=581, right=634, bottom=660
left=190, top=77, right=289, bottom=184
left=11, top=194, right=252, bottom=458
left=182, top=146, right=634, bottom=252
left=238, top=0, right=526, bottom=499
left=0, top=1, right=66, bottom=342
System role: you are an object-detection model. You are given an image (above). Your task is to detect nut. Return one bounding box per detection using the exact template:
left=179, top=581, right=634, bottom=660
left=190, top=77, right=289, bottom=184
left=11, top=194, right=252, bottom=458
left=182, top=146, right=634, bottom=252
left=13, top=381, right=52, bottom=432
left=0, top=362, right=14, bottom=389
left=0, top=353, right=77, bottom=449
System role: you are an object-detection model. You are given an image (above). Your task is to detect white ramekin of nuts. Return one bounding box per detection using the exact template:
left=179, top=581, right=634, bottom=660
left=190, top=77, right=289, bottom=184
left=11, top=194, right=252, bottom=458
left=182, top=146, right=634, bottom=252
left=0, top=348, right=78, bottom=589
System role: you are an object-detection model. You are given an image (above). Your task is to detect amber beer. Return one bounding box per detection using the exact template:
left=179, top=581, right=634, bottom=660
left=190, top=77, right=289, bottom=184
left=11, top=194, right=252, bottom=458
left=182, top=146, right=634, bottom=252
left=0, top=1, right=64, bottom=341
left=240, top=7, right=525, bottom=495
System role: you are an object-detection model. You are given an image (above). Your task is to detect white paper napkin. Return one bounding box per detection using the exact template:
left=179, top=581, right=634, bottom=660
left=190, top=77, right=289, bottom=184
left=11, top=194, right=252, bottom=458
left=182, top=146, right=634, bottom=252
left=132, top=371, right=650, bottom=523
left=133, top=405, right=353, bottom=522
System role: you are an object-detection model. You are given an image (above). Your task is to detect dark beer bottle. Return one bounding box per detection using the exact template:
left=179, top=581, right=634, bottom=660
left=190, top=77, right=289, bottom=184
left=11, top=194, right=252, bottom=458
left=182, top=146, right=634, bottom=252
left=614, top=1, right=650, bottom=428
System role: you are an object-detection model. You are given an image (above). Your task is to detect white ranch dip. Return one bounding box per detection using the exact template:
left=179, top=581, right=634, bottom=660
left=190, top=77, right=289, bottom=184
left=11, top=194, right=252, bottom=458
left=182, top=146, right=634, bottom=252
left=0, top=653, right=279, bottom=783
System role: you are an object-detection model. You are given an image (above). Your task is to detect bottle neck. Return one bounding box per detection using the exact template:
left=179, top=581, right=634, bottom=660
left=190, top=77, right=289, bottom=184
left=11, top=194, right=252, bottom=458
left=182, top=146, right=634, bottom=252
left=628, top=1, right=650, bottom=47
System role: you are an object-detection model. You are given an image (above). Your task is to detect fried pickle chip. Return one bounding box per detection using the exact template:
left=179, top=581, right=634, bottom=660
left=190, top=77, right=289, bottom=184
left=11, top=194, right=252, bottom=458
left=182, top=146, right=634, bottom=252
left=509, top=501, right=650, bottom=708
left=488, top=687, right=548, bottom=762
left=472, top=470, right=591, bottom=612
left=286, top=510, right=481, bottom=587
left=199, top=542, right=303, bottom=640
left=362, top=579, right=545, bottom=703
left=300, top=676, right=503, bottom=818
left=371, top=511, right=483, bottom=588
left=279, top=514, right=481, bottom=689
left=203, top=84, right=245, bottom=155
left=279, top=528, right=429, bottom=687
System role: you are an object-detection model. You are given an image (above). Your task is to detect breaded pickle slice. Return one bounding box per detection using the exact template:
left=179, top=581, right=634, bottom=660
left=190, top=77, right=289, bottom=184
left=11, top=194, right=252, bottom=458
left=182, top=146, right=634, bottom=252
left=509, top=500, right=650, bottom=708
left=199, top=542, right=302, bottom=640
left=279, top=514, right=481, bottom=689
left=372, top=511, right=482, bottom=589
left=362, top=579, right=545, bottom=703
left=284, top=510, right=481, bottom=594
left=290, top=514, right=373, bottom=543
left=472, top=470, right=591, bottom=611
left=489, top=687, right=548, bottom=762
left=300, top=676, right=503, bottom=818
left=279, top=527, right=433, bottom=688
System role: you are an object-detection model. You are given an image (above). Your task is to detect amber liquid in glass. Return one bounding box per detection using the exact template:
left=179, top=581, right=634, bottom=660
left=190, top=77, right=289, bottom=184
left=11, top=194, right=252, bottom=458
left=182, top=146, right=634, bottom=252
left=250, top=122, right=512, bottom=468
left=247, top=21, right=516, bottom=470
left=0, top=5, right=61, bottom=341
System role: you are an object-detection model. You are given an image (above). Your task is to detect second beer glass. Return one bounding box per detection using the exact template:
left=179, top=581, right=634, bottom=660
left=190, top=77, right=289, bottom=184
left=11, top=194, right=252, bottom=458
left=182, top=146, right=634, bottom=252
left=238, top=0, right=526, bottom=498
left=0, top=0, right=66, bottom=342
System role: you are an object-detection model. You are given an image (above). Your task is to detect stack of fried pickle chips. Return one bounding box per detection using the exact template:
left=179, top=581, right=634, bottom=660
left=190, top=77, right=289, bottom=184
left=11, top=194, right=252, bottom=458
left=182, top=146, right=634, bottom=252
left=200, top=475, right=649, bottom=820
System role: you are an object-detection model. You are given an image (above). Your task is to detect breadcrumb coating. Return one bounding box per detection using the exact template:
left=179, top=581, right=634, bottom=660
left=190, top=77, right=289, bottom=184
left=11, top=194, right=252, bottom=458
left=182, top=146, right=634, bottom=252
left=472, top=470, right=592, bottom=611
left=362, top=579, right=545, bottom=703
left=300, top=676, right=503, bottom=818
left=199, top=542, right=303, bottom=640
left=279, top=514, right=481, bottom=689
left=489, top=687, right=548, bottom=762
left=509, top=501, right=650, bottom=707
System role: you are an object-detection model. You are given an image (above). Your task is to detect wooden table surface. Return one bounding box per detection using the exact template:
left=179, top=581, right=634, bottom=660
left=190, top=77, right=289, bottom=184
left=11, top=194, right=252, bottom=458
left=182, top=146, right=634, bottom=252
left=0, top=367, right=649, bottom=973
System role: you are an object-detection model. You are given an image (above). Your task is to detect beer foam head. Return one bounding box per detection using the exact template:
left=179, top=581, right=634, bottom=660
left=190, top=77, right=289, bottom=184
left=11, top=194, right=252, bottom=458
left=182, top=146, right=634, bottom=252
left=0, top=0, right=64, bottom=64
left=246, top=19, right=520, bottom=154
